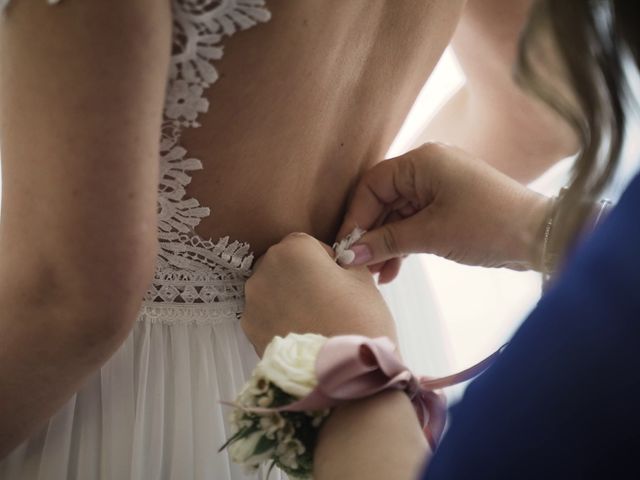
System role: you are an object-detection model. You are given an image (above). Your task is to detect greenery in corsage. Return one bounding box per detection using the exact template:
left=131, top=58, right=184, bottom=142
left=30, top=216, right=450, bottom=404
left=220, top=334, right=331, bottom=479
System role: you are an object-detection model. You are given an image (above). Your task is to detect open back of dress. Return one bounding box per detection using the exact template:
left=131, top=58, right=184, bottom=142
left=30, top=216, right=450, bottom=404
left=0, top=1, right=450, bottom=478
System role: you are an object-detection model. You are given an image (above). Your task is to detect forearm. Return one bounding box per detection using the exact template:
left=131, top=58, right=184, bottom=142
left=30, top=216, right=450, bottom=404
left=315, top=390, right=428, bottom=480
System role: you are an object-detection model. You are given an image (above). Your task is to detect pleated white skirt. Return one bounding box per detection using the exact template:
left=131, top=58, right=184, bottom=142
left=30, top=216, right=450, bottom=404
left=0, top=257, right=447, bottom=480
left=0, top=303, right=285, bottom=480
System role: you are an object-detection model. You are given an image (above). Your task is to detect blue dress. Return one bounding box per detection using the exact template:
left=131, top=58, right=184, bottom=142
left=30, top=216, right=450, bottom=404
left=423, top=173, right=640, bottom=479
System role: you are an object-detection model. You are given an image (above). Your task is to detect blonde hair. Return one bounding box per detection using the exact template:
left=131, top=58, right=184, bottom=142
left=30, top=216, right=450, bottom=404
left=515, top=0, right=632, bottom=259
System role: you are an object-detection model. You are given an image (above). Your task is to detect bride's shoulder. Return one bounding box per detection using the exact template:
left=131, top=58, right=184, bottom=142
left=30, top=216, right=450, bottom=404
left=0, top=0, right=169, bottom=18
left=1, top=0, right=63, bottom=14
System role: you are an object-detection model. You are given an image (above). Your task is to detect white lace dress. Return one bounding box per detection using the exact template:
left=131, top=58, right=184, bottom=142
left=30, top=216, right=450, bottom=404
left=0, top=1, right=450, bottom=478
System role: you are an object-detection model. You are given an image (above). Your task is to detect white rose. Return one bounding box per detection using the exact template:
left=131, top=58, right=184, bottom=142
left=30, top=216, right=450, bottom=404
left=256, top=333, right=327, bottom=397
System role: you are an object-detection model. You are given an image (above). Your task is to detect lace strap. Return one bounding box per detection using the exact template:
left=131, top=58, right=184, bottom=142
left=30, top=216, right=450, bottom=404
left=154, top=0, right=270, bottom=279
left=2, top=0, right=273, bottom=303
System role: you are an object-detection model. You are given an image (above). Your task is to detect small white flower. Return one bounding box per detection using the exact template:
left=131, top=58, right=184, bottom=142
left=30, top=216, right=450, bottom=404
left=256, top=334, right=327, bottom=397
left=236, top=394, right=255, bottom=410
left=165, top=80, right=209, bottom=121
left=259, top=413, right=286, bottom=439
left=228, top=431, right=264, bottom=465
left=256, top=389, right=275, bottom=408
left=310, top=409, right=331, bottom=428
left=229, top=409, right=253, bottom=431
left=244, top=445, right=277, bottom=473
left=236, top=376, right=271, bottom=407
left=276, top=438, right=306, bottom=470
left=249, top=376, right=271, bottom=396
left=276, top=422, right=295, bottom=443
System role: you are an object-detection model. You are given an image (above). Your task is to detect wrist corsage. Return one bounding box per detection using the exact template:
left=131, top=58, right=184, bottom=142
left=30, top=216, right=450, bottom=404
left=220, top=333, right=500, bottom=478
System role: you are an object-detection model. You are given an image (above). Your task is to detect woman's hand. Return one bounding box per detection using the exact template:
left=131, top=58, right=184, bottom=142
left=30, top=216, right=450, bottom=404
left=338, top=142, right=551, bottom=281
left=242, top=233, right=397, bottom=356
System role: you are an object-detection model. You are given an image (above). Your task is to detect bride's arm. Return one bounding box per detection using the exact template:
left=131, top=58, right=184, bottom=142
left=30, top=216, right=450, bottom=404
left=242, top=235, right=429, bottom=479
left=315, top=391, right=428, bottom=480
left=0, top=0, right=170, bottom=456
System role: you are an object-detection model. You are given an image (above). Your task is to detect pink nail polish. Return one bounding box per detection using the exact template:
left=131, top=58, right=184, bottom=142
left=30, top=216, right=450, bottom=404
left=350, top=244, right=372, bottom=265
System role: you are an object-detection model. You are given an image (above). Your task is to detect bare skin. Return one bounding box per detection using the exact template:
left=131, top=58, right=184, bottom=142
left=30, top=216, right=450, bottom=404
left=417, top=0, right=578, bottom=183
left=243, top=233, right=428, bottom=479
left=184, top=0, right=466, bottom=256
left=0, top=0, right=170, bottom=457
left=242, top=144, right=556, bottom=479
left=0, top=0, right=571, bottom=459
left=338, top=143, right=551, bottom=272
left=0, top=0, right=466, bottom=456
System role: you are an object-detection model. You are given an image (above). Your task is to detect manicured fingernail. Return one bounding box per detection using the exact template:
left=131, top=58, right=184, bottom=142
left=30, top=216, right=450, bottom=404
left=349, top=244, right=372, bottom=266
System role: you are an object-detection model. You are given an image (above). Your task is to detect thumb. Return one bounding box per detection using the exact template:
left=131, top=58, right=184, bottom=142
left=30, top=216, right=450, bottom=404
left=280, top=232, right=336, bottom=258
left=346, top=216, right=427, bottom=267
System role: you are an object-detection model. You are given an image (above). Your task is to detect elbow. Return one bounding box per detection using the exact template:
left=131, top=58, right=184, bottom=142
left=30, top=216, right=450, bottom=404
left=78, top=235, right=158, bottom=344
left=33, top=235, right=159, bottom=352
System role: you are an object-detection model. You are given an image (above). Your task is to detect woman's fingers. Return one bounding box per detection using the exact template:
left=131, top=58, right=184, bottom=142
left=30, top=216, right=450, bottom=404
left=337, top=159, right=409, bottom=240
left=368, top=262, right=385, bottom=275
left=336, top=154, right=435, bottom=276
left=335, top=142, right=548, bottom=272
left=377, top=257, right=403, bottom=285
left=347, top=213, right=430, bottom=267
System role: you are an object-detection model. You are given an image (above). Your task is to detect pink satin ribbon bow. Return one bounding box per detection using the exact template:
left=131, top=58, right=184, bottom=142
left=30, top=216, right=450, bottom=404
left=246, top=335, right=503, bottom=450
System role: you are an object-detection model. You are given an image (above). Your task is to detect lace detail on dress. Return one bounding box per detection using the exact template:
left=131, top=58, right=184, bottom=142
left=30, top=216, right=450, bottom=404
left=1, top=0, right=271, bottom=306
left=152, top=0, right=271, bottom=304
left=139, top=302, right=244, bottom=325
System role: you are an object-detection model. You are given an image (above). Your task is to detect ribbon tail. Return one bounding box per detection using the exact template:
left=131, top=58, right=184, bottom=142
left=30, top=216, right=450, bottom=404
left=419, top=344, right=506, bottom=391
left=420, top=391, right=448, bottom=450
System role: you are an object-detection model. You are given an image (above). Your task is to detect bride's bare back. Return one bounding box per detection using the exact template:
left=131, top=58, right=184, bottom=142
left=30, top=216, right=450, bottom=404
left=185, top=0, right=464, bottom=256
left=0, top=0, right=463, bottom=465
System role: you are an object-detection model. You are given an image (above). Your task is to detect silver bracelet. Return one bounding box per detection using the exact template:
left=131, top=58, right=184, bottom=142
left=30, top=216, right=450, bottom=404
left=541, top=206, right=555, bottom=286
left=541, top=187, right=567, bottom=288
left=593, top=198, right=613, bottom=229
left=541, top=189, right=613, bottom=291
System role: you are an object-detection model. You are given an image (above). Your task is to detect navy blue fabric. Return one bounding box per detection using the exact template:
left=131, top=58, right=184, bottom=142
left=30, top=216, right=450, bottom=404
left=423, top=173, right=640, bottom=480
